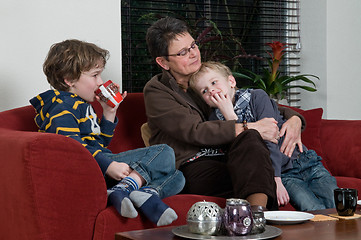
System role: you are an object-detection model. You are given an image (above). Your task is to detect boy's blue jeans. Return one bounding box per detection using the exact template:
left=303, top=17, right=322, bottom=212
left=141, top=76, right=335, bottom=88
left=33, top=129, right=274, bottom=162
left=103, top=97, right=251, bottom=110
left=281, top=150, right=338, bottom=211
left=104, top=144, right=185, bottom=199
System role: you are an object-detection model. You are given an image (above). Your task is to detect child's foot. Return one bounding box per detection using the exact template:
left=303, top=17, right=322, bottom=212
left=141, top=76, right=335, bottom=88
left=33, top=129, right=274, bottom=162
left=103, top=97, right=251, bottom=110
left=108, top=189, right=138, bottom=218
left=107, top=177, right=140, bottom=218
left=129, top=188, right=178, bottom=226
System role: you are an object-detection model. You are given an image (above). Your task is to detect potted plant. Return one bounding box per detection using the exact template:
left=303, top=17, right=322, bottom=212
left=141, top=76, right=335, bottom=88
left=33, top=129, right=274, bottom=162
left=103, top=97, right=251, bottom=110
left=233, top=41, right=318, bottom=102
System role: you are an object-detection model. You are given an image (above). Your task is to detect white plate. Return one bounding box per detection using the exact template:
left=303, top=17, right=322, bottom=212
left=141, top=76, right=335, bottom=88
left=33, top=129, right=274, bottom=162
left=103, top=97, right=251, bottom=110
left=357, top=200, right=361, bottom=205
left=264, top=211, right=314, bottom=224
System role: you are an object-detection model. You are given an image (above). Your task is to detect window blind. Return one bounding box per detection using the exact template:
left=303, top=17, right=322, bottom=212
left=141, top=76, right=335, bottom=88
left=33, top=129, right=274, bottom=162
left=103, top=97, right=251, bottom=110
left=121, top=0, right=301, bottom=107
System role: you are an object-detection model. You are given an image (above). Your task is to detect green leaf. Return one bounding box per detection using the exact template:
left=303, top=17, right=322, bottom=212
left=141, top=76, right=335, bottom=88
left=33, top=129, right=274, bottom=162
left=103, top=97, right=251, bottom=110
left=282, top=75, right=317, bottom=88
left=235, top=67, right=318, bottom=97
left=283, top=85, right=317, bottom=92
left=232, top=71, right=253, bottom=80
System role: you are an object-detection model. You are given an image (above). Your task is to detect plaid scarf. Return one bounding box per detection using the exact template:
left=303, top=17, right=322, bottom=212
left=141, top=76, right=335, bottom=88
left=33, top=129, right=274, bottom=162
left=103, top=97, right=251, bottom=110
left=215, top=89, right=255, bottom=123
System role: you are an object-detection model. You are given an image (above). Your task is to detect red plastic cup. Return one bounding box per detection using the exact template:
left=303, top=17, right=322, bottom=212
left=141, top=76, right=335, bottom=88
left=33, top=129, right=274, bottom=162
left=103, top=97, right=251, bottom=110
left=95, top=80, right=123, bottom=108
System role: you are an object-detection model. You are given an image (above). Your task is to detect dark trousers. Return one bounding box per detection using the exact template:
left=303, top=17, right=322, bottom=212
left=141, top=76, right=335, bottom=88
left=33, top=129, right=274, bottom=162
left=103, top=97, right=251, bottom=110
left=180, top=129, right=278, bottom=210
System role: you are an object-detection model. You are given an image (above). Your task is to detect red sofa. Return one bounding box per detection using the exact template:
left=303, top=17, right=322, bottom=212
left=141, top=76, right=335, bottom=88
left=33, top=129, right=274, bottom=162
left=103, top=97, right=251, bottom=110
left=1, top=92, right=361, bottom=240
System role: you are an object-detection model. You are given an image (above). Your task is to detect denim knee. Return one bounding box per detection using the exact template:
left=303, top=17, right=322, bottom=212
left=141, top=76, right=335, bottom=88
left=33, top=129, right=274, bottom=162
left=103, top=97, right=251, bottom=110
left=155, top=170, right=185, bottom=199
left=147, top=144, right=176, bottom=171
left=157, top=144, right=176, bottom=167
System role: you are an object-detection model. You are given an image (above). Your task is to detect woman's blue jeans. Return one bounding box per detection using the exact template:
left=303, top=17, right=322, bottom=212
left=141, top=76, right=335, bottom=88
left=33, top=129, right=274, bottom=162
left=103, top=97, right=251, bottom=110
left=281, top=150, right=338, bottom=211
left=104, top=144, right=185, bottom=199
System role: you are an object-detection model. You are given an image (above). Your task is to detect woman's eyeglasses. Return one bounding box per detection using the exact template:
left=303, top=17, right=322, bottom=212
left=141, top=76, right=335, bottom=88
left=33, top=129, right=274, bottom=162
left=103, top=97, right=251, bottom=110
left=166, top=41, right=198, bottom=57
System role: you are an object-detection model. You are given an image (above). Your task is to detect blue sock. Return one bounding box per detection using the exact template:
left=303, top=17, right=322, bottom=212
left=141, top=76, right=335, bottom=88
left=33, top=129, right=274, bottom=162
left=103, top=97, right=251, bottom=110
left=129, top=187, right=178, bottom=226
left=108, top=177, right=139, bottom=218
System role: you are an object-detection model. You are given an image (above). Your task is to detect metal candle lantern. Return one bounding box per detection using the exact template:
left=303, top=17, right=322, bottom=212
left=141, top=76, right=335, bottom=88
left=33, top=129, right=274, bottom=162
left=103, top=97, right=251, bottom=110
left=186, top=201, right=223, bottom=235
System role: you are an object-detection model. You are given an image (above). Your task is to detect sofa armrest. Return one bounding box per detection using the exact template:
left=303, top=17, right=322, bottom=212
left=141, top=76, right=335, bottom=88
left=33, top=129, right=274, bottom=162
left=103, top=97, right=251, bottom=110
left=0, top=129, right=108, bottom=240
left=320, top=119, right=361, bottom=179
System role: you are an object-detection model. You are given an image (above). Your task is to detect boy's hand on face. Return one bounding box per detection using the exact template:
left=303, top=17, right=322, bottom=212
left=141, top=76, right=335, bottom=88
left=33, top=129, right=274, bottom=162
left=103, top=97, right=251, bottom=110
left=211, top=93, right=237, bottom=121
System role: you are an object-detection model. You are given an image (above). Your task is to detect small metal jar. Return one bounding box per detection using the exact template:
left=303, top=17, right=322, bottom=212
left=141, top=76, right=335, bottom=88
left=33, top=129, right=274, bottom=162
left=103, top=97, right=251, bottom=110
left=186, top=201, right=222, bottom=236
left=223, top=198, right=253, bottom=236
left=250, top=205, right=266, bottom=234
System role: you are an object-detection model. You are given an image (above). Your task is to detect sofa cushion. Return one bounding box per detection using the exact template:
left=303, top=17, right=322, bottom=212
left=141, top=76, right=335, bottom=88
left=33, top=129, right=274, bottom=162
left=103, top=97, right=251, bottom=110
left=141, top=123, right=151, bottom=147
left=0, top=105, right=38, bottom=131
left=92, top=93, right=147, bottom=154
left=319, top=119, right=361, bottom=178
left=299, top=108, right=324, bottom=157
left=334, top=176, right=361, bottom=199
left=284, top=107, right=328, bottom=171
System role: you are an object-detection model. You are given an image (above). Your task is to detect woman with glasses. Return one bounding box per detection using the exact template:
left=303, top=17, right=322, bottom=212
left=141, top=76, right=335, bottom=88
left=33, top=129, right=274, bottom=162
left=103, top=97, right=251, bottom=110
left=143, top=16, right=304, bottom=210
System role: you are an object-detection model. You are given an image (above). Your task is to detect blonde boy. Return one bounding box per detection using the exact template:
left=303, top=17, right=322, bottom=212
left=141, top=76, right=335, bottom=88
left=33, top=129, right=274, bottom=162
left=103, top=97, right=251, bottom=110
left=190, top=61, right=337, bottom=211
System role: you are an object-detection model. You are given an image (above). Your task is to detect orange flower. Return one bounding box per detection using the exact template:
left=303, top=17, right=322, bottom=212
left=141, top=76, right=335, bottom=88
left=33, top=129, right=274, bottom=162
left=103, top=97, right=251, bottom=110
left=266, top=41, right=288, bottom=82
left=236, top=40, right=318, bottom=100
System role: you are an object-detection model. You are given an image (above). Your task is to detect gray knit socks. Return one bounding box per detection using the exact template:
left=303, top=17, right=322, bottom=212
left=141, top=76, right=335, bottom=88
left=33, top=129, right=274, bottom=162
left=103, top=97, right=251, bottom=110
left=129, top=187, right=178, bottom=226
left=107, top=177, right=139, bottom=218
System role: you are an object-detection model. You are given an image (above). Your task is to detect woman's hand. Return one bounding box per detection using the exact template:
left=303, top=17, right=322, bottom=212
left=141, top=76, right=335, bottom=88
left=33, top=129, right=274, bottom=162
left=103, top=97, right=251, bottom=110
left=275, top=177, right=290, bottom=207
left=247, top=118, right=279, bottom=143
left=279, top=115, right=303, bottom=157
left=105, top=161, right=131, bottom=181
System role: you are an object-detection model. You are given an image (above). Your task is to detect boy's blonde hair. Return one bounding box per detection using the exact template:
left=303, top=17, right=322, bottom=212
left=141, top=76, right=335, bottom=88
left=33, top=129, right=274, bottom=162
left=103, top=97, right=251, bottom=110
left=43, top=39, right=109, bottom=91
left=190, top=61, right=233, bottom=90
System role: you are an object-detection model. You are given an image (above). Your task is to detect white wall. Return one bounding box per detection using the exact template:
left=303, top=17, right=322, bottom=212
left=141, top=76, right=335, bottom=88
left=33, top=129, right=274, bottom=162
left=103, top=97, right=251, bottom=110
left=0, top=0, right=121, bottom=111
left=327, top=1, right=361, bottom=120
left=1, top=0, right=360, bottom=120
left=299, top=0, right=327, bottom=114
left=300, top=0, right=361, bottom=120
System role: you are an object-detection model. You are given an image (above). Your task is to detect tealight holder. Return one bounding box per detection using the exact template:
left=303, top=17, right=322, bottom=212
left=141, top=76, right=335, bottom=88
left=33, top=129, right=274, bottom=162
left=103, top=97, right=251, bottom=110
left=186, top=201, right=223, bottom=236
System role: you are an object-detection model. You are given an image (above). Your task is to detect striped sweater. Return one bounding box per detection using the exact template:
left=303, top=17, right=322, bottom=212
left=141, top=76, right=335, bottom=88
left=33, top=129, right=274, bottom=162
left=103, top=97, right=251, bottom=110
left=30, top=89, right=116, bottom=174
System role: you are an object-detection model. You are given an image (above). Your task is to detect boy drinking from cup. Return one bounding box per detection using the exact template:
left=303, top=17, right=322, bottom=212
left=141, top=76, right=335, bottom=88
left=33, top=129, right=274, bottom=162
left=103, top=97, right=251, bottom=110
left=190, top=61, right=337, bottom=211
left=30, top=39, right=185, bottom=226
